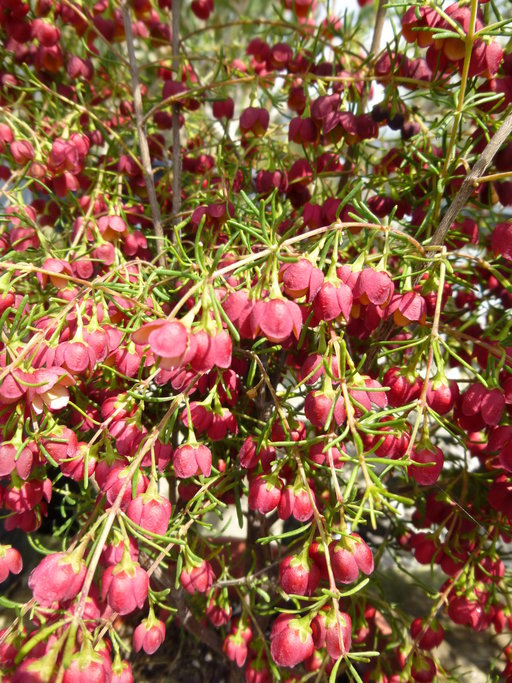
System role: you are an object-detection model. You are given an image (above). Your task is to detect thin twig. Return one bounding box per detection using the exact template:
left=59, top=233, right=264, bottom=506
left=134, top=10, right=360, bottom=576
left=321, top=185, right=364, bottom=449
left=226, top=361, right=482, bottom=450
left=165, top=220, right=423, bottom=319
left=121, top=1, right=167, bottom=268
left=402, top=250, right=447, bottom=461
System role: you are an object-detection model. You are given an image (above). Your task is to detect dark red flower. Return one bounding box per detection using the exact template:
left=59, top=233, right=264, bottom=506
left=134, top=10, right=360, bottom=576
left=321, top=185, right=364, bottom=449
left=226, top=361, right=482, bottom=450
left=491, top=221, right=512, bottom=261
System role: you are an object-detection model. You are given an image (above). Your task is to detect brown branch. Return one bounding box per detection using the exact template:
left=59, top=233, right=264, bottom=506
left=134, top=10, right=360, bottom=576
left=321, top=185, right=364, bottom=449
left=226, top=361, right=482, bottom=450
left=368, top=0, right=388, bottom=63
left=171, top=0, right=182, bottom=234
left=363, top=107, right=512, bottom=372
left=430, top=107, right=512, bottom=247
left=337, top=0, right=387, bottom=195
left=121, top=1, right=167, bottom=268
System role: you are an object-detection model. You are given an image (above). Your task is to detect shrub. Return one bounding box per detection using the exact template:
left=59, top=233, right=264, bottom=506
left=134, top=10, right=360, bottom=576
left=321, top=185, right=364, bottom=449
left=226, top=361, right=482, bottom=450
left=0, top=0, right=512, bottom=680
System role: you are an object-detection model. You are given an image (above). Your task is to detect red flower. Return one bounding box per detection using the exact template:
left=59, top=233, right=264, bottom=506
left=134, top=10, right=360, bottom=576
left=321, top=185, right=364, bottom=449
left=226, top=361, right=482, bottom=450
left=426, top=376, right=459, bottom=414
left=26, top=367, right=76, bottom=414
left=279, top=259, right=324, bottom=301
left=353, top=268, right=394, bottom=307
left=240, top=107, right=269, bottom=136
left=111, top=660, right=133, bottom=683
left=305, top=389, right=346, bottom=431
left=278, top=485, right=314, bottom=522
left=410, top=617, right=445, bottom=650
left=223, top=620, right=252, bottom=667
left=491, top=221, right=512, bottom=262
left=279, top=554, right=319, bottom=596
left=250, top=298, right=302, bottom=343
left=191, top=0, right=214, bottom=20
left=126, top=488, right=172, bottom=536
left=384, top=367, right=421, bottom=407
left=329, top=540, right=359, bottom=584
left=248, top=475, right=283, bottom=513
left=388, top=291, right=427, bottom=326
left=10, top=140, right=35, bottom=165
left=324, top=609, right=352, bottom=659
left=312, top=281, right=353, bottom=322
left=461, top=383, right=505, bottom=427
left=62, top=652, right=109, bottom=683
left=132, top=319, right=194, bottom=369
left=212, top=98, right=234, bottom=120
left=409, top=446, right=444, bottom=486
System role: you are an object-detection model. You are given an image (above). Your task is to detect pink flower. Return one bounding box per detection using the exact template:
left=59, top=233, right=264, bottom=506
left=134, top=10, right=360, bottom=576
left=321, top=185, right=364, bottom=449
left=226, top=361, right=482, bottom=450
left=408, top=446, right=444, bottom=486
left=240, top=107, right=269, bottom=136
left=133, top=617, right=166, bottom=655
left=97, top=215, right=127, bottom=241
left=189, top=329, right=232, bottom=371
left=10, top=140, right=35, bottom=165
left=248, top=475, right=283, bottom=514
left=270, top=614, right=314, bottom=668
left=26, top=367, right=75, bottom=414
left=132, top=319, right=194, bottom=369
left=180, top=559, right=216, bottom=594
left=62, top=654, right=109, bottom=683
left=0, top=545, right=22, bottom=583
left=461, top=383, right=505, bottom=427
left=111, top=660, right=133, bottom=683
left=250, top=298, right=303, bottom=342
left=353, top=268, right=394, bottom=307
left=305, top=389, right=346, bottom=431
left=102, top=466, right=148, bottom=510
left=173, top=443, right=212, bottom=478
left=278, top=486, right=314, bottom=522
left=28, top=551, right=86, bottom=606
left=212, top=97, right=234, bottom=120
left=279, top=554, right=319, bottom=596
left=312, top=281, right=353, bottom=321
left=126, top=490, right=172, bottom=536
left=325, top=609, right=352, bottom=659
left=279, top=259, right=324, bottom=301
left=101, top=560, right=149, bottom=615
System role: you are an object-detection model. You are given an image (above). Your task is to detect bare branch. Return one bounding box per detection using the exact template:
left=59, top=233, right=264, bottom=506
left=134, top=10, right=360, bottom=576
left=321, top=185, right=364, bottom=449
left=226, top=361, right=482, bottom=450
left=171, top=0, right=182, bottom=234
left=363, top=107, right=512, bottom=371
left=337, top=0, right=387, bottom=195
left=121, top=1, right=167, bottom=268
left=430, top=108, right=512, bottom=246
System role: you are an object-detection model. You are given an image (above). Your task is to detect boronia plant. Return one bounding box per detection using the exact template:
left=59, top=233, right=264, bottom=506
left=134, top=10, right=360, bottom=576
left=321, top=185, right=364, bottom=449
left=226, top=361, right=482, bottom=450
left=0, top=0, right=512, bottom=681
